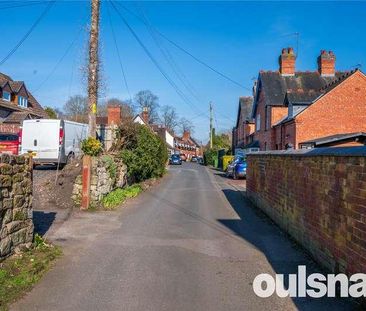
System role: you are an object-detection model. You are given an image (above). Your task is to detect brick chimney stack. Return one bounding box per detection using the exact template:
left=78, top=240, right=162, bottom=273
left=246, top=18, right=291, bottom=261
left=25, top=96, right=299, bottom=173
left=107, top=105, right=121, bottom=126
left=182, top=130, right=190, bottom=141
left=318, top=50, right=336, bottom=76
left=279, top=47, right=296, bottom=76
left=141, top=106, right=149, bottom=124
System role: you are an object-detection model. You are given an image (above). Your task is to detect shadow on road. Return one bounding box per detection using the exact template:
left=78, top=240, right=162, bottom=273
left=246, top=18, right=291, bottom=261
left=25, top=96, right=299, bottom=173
left=33, top=211, right=57, bottom=236
left=218, top=188, right=358, bottom=310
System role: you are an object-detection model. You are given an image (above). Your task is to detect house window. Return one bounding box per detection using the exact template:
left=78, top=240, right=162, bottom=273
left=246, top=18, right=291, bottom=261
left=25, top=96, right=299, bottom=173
left=18, top=96, right=28, bottom=108
left=256, top=114, right=261, bottom=131
left=2, top=91, right=11, bottom=101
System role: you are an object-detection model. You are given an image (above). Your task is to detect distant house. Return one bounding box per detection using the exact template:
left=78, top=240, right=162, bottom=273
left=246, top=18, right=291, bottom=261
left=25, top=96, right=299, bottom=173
left=150, top=124, right=175, bottom=154
left=133, top=107, right=149, bottom=126
left=132, top=107, right=176, bottom=154
left=232, top=96, right=255, bottom=153
left=174, top=131, right=201, bottom=159
left=0, top=72, right=47, bottom=133
left=251, top=48, right=366, bottom=150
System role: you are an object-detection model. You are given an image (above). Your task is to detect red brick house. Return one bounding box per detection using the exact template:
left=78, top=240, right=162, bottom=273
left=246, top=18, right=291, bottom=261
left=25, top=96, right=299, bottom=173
left=232, top=96, right=255, bottom=152
left=174, top=131, right=201, bottom=159
left=250, top=48, right=366, bottom=150
left=274, top=69, right=366, bottom=149
left=0, top=72, right=47, bottom=133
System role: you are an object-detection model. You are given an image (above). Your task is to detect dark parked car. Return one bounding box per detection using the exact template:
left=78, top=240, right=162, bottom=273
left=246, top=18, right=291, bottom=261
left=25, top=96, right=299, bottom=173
left=170, top=154, right=182, bottom=165
left=226, top=156, right=247, bottom=179
left=0, top=133, right=20, bottom=155
left=197, top=157, right=204, bottom=165
left=191, top=156, right=198, bottom=162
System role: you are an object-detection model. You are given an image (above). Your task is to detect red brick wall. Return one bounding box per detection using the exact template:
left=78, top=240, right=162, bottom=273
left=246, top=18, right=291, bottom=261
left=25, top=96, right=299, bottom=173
left=295, top=71, right=366, bottom=148
left=246, top=150, right=366, bottom=274
left=107, top=106, right=121, bottom=126
left=0, top=123, right=20, bottom=134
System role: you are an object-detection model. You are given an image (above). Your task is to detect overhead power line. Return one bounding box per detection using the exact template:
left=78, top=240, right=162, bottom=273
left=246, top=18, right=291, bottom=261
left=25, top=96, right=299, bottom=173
left=116, top=2, right=250, bottom=91
left=33, top=26, right=84, bottom=93
left=0, top=1, right=50, bottom=11
left=110, top=1, right=207, bottom=117
left=106, top=3, right=132, bottom=102
left=0, top=1, right=56, bottom=66
left=135, top=4, right=201, bottom=103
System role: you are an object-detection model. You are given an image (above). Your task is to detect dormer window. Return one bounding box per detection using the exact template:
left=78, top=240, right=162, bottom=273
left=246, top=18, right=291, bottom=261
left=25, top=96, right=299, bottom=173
left=2, top=91, right=11, bottom=101
left=18, top=96, right=28, bottom=108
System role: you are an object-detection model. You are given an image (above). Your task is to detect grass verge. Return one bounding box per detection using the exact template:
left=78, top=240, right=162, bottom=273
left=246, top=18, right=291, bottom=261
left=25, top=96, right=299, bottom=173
left=102, top=184, right=142, bottom=210
left=0, top=235, right=62, bottom=311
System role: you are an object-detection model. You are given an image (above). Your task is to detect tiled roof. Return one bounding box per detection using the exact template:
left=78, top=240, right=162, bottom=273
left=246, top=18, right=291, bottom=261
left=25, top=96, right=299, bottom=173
left=320, top=69, right=358, bottom=92
left=235, top=96, right=253, bottom=128
left=3, top=111, right=32, bottom=124
left=285, top=90, right=323, bottom=105
left=257, top=71, right=346, bottom=106
left=96, top=116, right=108, bottom=125
left=0, top=72, right=46, bottom=118
left=300, top=132, right=366, bottom=146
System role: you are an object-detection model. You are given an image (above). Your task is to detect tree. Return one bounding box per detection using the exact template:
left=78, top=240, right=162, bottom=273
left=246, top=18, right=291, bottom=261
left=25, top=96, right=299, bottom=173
left=116, top=122, right=168, bottom=182
left=160, top=105, right=178, bottom=132
left=63, top=95, right=88, bottom=122
left=44, top=107, right=57, bottom=119
left=179, top=117, right=194, bottom=134
left=134, top=90, right=159, bottom=123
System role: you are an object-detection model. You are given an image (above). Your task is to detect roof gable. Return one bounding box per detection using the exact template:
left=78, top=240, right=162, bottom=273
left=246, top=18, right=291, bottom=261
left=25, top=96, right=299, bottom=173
left=293, top=69, right=364, bottom=120
left=235, top=96, right=253, bottom=128
left=252, top=70, right=347, bottom=117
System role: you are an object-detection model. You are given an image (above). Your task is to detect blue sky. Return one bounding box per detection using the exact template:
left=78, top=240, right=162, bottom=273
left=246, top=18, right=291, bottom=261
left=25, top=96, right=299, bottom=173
left=0, top=1, right=366, bottom=142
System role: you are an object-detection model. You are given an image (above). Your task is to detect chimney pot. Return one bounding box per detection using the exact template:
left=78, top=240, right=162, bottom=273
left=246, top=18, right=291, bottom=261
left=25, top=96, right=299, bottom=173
left=318, top=50, right=336, bottom=76
left=279, top=47, right=296, bottom=76
left=141, top=107, right=149, bottom=124
left=107, top=105, right=122, bottom=126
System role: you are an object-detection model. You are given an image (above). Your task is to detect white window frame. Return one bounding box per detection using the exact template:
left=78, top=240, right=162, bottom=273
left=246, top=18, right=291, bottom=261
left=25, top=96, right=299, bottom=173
left=256, top=114, right=261, bottom=132
left=18, top=96, right=28, bottom=108
left=3, top=91, right=11, bottom=101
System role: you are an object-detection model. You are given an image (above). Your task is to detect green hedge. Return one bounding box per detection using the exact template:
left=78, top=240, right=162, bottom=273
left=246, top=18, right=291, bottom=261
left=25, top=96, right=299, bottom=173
left=119, top=124, right=168, bottom=182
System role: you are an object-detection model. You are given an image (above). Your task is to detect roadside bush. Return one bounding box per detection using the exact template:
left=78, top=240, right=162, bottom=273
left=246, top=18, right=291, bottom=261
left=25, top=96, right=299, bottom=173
left=81, top=137, right=103, bottom=156
left=203, top=149, right=217, bottom=166
left=116, top=123, right=168, bottom=182
left=103, top=184, right=142, bottom=209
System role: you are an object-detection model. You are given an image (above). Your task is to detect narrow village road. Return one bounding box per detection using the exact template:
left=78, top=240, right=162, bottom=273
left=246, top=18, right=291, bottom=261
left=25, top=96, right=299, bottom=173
left=13, top=163, right=354, bottom=311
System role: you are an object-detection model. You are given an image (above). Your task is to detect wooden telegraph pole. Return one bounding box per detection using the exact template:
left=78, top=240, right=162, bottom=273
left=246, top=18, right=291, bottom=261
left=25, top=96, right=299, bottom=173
left=87, top=0, right=100, bottom=137
left=81, top=0, right=100, bottom=210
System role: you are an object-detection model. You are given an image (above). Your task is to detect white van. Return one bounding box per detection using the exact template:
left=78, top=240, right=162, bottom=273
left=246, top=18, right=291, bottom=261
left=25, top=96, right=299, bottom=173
left=20, top=119, right=88, bottom=166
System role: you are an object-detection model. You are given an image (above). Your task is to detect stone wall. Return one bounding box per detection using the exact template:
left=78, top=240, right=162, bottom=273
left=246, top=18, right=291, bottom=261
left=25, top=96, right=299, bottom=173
left=0, top=154, right=33, bottom=260
left=246, top=147, right=366, bottom=275
left=72, top=154, right=127, bottom=206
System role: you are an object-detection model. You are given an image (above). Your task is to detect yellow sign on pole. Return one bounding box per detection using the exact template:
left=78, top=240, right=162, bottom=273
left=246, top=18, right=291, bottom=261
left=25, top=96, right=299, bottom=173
left=92, top=103, right=97, bottom=114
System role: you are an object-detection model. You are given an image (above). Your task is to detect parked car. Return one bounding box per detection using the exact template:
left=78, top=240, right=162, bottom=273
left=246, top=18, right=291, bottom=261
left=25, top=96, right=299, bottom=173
left=197, top=157, right=204, bottom=165
left=0, top=133, right=20, bottom=155
left=180, top=154, right=187, bottom=162
left=191, top=156, right=198, bottom=162
left=20, top=119, right=88, bottom=166
left=170, top=154, right=182, bottom=165
left=226, top=156, right=247, bottom=179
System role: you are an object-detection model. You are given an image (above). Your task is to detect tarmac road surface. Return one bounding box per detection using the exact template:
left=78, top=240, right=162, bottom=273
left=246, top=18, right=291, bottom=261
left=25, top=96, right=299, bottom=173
left=12, top=163, right=355, bottom=311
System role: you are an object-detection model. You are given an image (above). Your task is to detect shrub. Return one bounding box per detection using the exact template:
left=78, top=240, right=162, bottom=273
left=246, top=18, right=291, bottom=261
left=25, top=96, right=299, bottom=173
left=81, top=137, right=103, bottom=156
left=117, top=123, right=168, bottom=182
left=102, top=185, right=142, bottom=209
left=203, top=149, right=217, bottom=166
left=101, top=155, right=117, bottom=179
